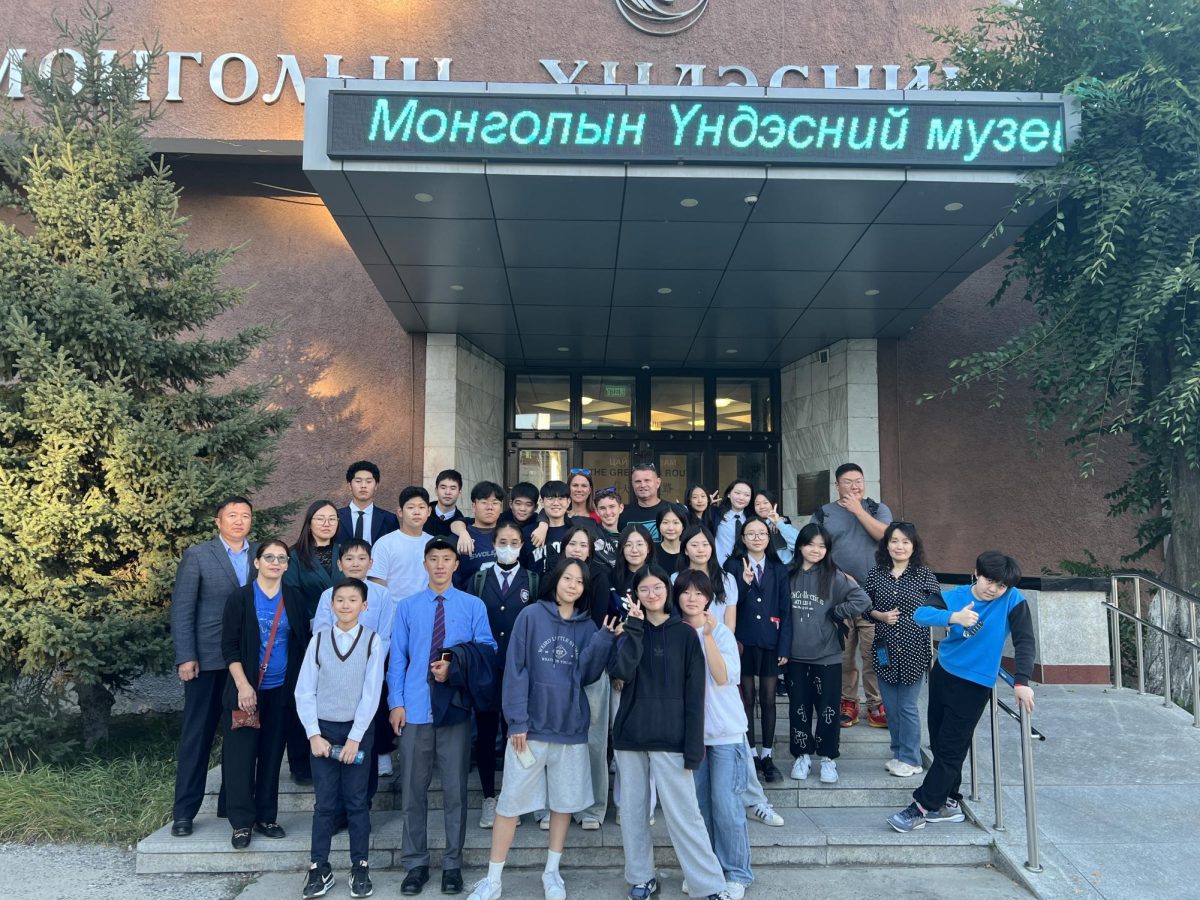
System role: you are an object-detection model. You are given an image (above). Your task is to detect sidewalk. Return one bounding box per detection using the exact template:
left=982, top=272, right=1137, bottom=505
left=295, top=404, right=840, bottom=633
left=963, top=684, right=1200, bottom=900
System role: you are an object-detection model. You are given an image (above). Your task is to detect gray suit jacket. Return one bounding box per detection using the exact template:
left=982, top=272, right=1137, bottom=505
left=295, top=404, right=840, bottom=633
left=170, top=536, right=257, bottom=671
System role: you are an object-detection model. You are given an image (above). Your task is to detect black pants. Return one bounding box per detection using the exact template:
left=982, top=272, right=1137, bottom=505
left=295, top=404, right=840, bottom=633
left=366, top=677, right=395, bottom=803
left=474, top=667, right=507, bottom=798
left=312, top=719, right=374, bottom=866
left=914, top=663, right=992, bottom=811
left=172, top=669, right=227, bottom=821
left=787, top=661, right=842, bottom=760
left=222, top=685, right=288, bottom=830
left=286, top=701, right=312, bottom=780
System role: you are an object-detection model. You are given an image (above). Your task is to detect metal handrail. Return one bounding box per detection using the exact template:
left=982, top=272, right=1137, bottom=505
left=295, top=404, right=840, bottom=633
left=964, top=674, right=1044, bottom=873
left=1108, top=571, right=1200, bottom=727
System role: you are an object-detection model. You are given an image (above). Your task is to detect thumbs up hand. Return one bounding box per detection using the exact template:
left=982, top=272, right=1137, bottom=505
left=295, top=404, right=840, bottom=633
left=951, top=601, right=979, bottom=629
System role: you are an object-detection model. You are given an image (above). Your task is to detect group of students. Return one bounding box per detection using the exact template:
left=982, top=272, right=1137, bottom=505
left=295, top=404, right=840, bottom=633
left=169, top=461, right=1037, bottom=900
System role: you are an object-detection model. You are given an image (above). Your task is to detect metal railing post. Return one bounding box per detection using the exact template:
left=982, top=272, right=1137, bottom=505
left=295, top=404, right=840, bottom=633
left=1161, top=590, right=1173, bottom=708
left=990, top=685, right=1005, bottom=831
left=1108, top=580, right=1122, bottom=690
left=1135, top=579, right=1146, bottom=694
left=968, top=729, right=980, bottom=801
left=1190, top=601, right=1200, bottom=728
left=1019, top=705, right=1043, bottom=872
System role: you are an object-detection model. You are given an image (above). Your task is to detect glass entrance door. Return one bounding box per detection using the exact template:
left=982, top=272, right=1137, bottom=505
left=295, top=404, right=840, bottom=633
left=514, top=447, right=569, bottom=488
left=653, top=448, right=705, bottom=506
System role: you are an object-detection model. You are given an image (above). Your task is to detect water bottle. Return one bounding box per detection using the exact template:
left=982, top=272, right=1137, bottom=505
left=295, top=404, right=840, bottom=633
left=329, top=745, right=365, bottom=765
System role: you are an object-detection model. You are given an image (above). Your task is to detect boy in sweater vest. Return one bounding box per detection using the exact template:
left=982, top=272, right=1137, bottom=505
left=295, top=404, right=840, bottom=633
left=295, top=578, right=386, bottom=898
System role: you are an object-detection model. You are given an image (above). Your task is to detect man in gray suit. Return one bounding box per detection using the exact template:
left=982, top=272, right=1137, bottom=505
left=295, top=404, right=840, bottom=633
left=169, top=496, right=256, bottom=836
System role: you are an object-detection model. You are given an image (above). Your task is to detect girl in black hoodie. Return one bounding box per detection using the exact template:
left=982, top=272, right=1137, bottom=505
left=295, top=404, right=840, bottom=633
left=611, top=566, right=733, bottom=900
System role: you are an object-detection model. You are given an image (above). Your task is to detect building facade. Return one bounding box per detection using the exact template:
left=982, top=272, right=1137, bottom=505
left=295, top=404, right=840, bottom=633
left=1, top=0, right=1139, bottom=574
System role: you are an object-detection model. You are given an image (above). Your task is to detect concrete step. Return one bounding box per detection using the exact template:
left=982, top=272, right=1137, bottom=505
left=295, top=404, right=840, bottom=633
left=138, top=805, right=992, bottom=875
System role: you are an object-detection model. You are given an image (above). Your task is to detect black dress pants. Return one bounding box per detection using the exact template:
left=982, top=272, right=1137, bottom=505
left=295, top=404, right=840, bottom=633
left=222, top=685, right=288, bottom=830
left=172, top=669, right=227, bottom=821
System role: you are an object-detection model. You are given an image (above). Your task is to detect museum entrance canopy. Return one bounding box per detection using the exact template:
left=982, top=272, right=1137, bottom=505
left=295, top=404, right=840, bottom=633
left=303, top=79, right=1076, bottom=368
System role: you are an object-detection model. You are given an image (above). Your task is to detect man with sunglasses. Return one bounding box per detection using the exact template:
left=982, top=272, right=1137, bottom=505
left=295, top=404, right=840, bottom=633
left=618, top=463, right=673, bottom=543
left=810, top=462, right=893, bottom=729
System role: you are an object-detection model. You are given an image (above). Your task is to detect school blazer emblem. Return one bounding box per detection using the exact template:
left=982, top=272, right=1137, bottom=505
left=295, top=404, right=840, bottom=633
left=615, top=0, right=709, bottom=35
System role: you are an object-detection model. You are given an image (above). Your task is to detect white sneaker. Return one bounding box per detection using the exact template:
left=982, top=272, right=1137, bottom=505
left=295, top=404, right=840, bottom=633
left=542, top=871, right=566, bottom=900
left=884, top=758, right=900, bottom=773
left=467, top=877, right=502, bottom=900
left=479, top=797, right=497, bottom=829
left=819, top=758, right=838, bottom=784
left=725, top=883, right=746, bottom=900
left=790, top=755, right=811, bottom=780
left=377, top=754, right=393, bottom=777
left=615, top=810, right=621, bottom=826
left=747, top=803, right=784, bottom=827
left=579, top=816, right=602, bottom=831
left=890, top=761, right=924, bottom=777
left=539, top=814, right=551, bottom=831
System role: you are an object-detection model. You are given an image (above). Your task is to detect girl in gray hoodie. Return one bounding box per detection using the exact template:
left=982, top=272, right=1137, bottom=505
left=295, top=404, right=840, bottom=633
left=776, top=524, right=871, bottom=786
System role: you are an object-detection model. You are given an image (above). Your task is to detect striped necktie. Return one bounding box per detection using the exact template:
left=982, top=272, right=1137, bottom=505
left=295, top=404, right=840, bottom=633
left=429, top=595, right=446, bottom=665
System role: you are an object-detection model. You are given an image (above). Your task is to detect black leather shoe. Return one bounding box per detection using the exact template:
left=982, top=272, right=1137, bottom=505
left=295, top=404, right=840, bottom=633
left=231, top=828, right=251, bottom=849
left=400, top=866, right=430, bottom=895
left=254, top=821, right=287, bottom=839
left=292, top=772, right=314, bottom=786
left=170, top=818, right=193, bottom=837
left=441, top=869, right=463, bottom=894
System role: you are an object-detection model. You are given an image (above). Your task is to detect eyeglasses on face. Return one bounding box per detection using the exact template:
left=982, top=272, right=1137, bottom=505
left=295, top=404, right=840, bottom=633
left=312, top=516, right=338, bottom=525
left=636, top=583, right=668, bottom=596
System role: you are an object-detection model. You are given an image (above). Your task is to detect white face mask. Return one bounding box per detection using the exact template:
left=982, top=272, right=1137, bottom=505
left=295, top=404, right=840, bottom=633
left=494, top=545, right=520, bottom=566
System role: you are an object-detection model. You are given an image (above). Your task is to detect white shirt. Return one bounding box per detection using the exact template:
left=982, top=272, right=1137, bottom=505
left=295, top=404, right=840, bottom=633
left=312, top=580, right=396, bottom=645
left=695, top=621, right=747, bottom=744
left=348, top=502, right=375, bottom=544
left=294, top=623, right=386, bottom=742
left=715, top=509, right=745, bottom=566
left=369, top=529, right=430, bottom=602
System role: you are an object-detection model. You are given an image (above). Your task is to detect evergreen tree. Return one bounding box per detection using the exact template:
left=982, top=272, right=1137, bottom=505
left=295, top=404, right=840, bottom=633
left=0, top=3, right=293, bottom=750
left=923, top=1, right=1200, bottom=590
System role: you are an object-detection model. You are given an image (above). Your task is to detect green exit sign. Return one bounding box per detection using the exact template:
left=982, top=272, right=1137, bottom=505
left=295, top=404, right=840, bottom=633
left=603, top=384, right=629, bottom=399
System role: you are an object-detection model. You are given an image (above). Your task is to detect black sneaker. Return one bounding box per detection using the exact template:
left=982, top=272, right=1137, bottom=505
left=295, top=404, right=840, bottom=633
left=759, top=756, right=781, bottom=783
left=350, top=861, right=374, bottom=898
left=302, top=862, right=334, bottom=898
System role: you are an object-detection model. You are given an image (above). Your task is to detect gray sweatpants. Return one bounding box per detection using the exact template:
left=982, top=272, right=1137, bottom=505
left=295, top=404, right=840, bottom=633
left=741, top=737, right=769, bottom=808
left=399, top=719, right=470, bottom=871
left=578, top=677, right=612, bottom=823
left=615, top=750, right=725, bottom=896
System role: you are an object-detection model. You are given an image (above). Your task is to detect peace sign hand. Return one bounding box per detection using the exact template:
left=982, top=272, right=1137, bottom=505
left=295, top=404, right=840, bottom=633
left=603, top=615, right=625, bottom=637
left=626, top=595, right=645, bottom=620
left=742, top=556, right=754, bottom=585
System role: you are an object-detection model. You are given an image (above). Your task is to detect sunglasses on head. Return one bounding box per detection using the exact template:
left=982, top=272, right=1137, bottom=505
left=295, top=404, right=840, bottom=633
left=569, top=468, right=591, bottom=476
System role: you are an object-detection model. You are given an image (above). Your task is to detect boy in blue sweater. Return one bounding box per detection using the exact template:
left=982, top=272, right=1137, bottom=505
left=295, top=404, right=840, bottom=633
left=887, top=551, right=1036, bottom=833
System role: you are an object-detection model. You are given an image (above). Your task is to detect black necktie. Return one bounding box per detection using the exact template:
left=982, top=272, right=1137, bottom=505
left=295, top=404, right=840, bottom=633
left=354, top=510, right=364, bottom=540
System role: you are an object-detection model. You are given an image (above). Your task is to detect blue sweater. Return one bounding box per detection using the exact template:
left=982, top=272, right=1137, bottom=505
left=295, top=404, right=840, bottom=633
left=503, top=600, right=616, bottom=744
left=914, top=584, right=1036, bottom=688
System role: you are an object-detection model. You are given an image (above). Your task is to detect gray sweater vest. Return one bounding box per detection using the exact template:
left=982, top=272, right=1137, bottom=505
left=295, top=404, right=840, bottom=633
left=314, top=625, right=378, bottom=722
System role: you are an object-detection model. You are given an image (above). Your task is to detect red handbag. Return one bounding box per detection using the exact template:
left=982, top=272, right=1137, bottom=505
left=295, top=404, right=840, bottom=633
left=231, top=595, right=285, bottom=730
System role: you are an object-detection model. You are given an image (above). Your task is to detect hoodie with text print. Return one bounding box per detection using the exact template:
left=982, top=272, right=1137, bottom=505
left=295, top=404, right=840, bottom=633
left=503, top=599, right=615, bottom=744
left=778, top=566, right=871, bottom=665
left=609, top=613, right=706, bottom=769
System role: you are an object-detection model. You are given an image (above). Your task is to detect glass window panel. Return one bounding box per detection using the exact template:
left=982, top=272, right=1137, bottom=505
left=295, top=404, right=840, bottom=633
left=715, top=377, right=772, bottom=432
left=518, top=449, right=569, bottom=486
left=582, top=449, right=632, bottom=502
left=513, top=375, right=571, bottom=431
left=719, top=452, right=768, bottom=493
left=581, top=375, right=634, bottom=429
left=656, top=451, right=704, bottom=505
left=651, top=377, right=704, bottom=432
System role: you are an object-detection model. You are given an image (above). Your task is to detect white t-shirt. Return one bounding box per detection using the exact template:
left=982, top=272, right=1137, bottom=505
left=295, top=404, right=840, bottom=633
left=695, top=621, right=747, bottom=744
left=369, top=530, right=429, bottom=602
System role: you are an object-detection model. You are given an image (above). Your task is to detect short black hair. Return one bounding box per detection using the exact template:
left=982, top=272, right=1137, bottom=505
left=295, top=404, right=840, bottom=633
left=331, top=577, right=368, bottom=603
left=399, top=485, right=431, bottom=507
left=542, top=557, right=592, bottom=615
left=216, top=495, right=253, bottom=516
left=835, top=463, right=864, bottom=480
left=435, top=469, right=463, bottom=489
left=339, top=538, right=372, bottom=559
left=509, top=482, right=539, bottom=504
left=976, top=551, right=1022, bottom=588
left=540, top=480, right=570, bottom=499
left=345, top=460, right=380, bottom=483
left=255, top=538, right=288, bottom=559
left=423, top=536, right=459, bottom=558
left=471, top=481, right=506, bottom=503
left=672, top=567, right=714, bottom=613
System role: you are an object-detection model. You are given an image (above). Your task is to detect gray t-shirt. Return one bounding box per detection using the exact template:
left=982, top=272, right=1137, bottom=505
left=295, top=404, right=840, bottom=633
left=810, top=499, right=893, bottom=584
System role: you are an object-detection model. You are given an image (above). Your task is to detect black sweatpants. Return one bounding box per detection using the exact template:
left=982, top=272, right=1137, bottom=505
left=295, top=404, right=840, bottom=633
left=913, top=663, right=992, bottom=812
left=787, top=661, right=842, bottom=760
left=222, top=685, right=288, bottom=830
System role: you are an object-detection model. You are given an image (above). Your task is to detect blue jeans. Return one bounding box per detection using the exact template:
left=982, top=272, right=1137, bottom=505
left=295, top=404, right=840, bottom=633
left=878, top=677, right=924, bottom=767
left=693, top=742, right=753, bottom=886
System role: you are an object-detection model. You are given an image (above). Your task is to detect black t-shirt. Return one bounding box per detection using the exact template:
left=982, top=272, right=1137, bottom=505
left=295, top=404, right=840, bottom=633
left=593, top=529, right=620, bottom=570
left=424, top=507, right=466, bottom=538
left=619, top=500, right=673, bottom=543
left=530, top=523, right=573, bottom=577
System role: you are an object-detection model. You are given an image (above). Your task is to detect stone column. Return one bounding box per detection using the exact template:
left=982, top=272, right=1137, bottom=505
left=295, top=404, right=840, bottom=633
left=423, top=334, right=505, bottom=493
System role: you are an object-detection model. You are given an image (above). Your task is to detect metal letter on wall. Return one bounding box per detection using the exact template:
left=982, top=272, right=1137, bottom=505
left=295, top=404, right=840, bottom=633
left=615, top=0, right=709, bottom=35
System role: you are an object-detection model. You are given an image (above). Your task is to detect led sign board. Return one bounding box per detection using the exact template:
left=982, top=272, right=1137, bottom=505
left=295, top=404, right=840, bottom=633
left=327, top=91, right=1068, bottom=168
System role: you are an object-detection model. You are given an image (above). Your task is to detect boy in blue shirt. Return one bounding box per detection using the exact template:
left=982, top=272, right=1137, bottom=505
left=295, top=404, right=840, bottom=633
left=887, top=551, right=1036, bottom=832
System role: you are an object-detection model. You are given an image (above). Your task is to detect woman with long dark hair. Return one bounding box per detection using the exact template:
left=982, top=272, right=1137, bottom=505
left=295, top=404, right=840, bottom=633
left=684, top=484, right=713, bottom=527
left=654, top=503, right=688, bottom=574
left=675, top=524, right=738, bottom=631
left=609, top=523, right=654, bottom=613
left=221, top=540, right=308, bottom=849
left=706, top=479, right=754, bottom=566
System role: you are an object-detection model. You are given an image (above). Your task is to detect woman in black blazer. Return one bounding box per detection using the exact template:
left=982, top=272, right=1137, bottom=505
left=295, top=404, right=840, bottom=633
left=221, top=539, right=309, bottom=849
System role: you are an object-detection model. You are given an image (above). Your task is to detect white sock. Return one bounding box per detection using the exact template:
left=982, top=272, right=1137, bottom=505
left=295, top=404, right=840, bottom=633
left=756, top=746, right=765, bottom=758
left=487, top=860, right=505, bottom=883
left=761, top=747, right=773, bottom=758
left=544, top=850, right=562, bottom=874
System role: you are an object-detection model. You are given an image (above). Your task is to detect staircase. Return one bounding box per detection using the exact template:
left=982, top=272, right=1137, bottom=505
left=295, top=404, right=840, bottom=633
left=136, top=698, right=995, bottom=875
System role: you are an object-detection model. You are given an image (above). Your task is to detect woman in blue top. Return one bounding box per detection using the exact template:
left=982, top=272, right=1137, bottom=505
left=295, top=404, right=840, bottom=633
left=220, top=540, right=309, bottom=849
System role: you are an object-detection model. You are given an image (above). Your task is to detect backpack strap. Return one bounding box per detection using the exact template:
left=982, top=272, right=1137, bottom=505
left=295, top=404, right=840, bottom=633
left=314, top=631, right=321, bottom=669
left=471, top=568, right=487, bottom=598
left=813, top=505, right=826, bottom=525
left=528, top=570, right=539, bottom=601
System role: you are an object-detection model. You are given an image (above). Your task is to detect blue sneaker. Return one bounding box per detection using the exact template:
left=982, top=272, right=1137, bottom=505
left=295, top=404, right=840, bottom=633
left=627, top=877, right=659, bottom=900
left=887, top=802, right=927, bottom=833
